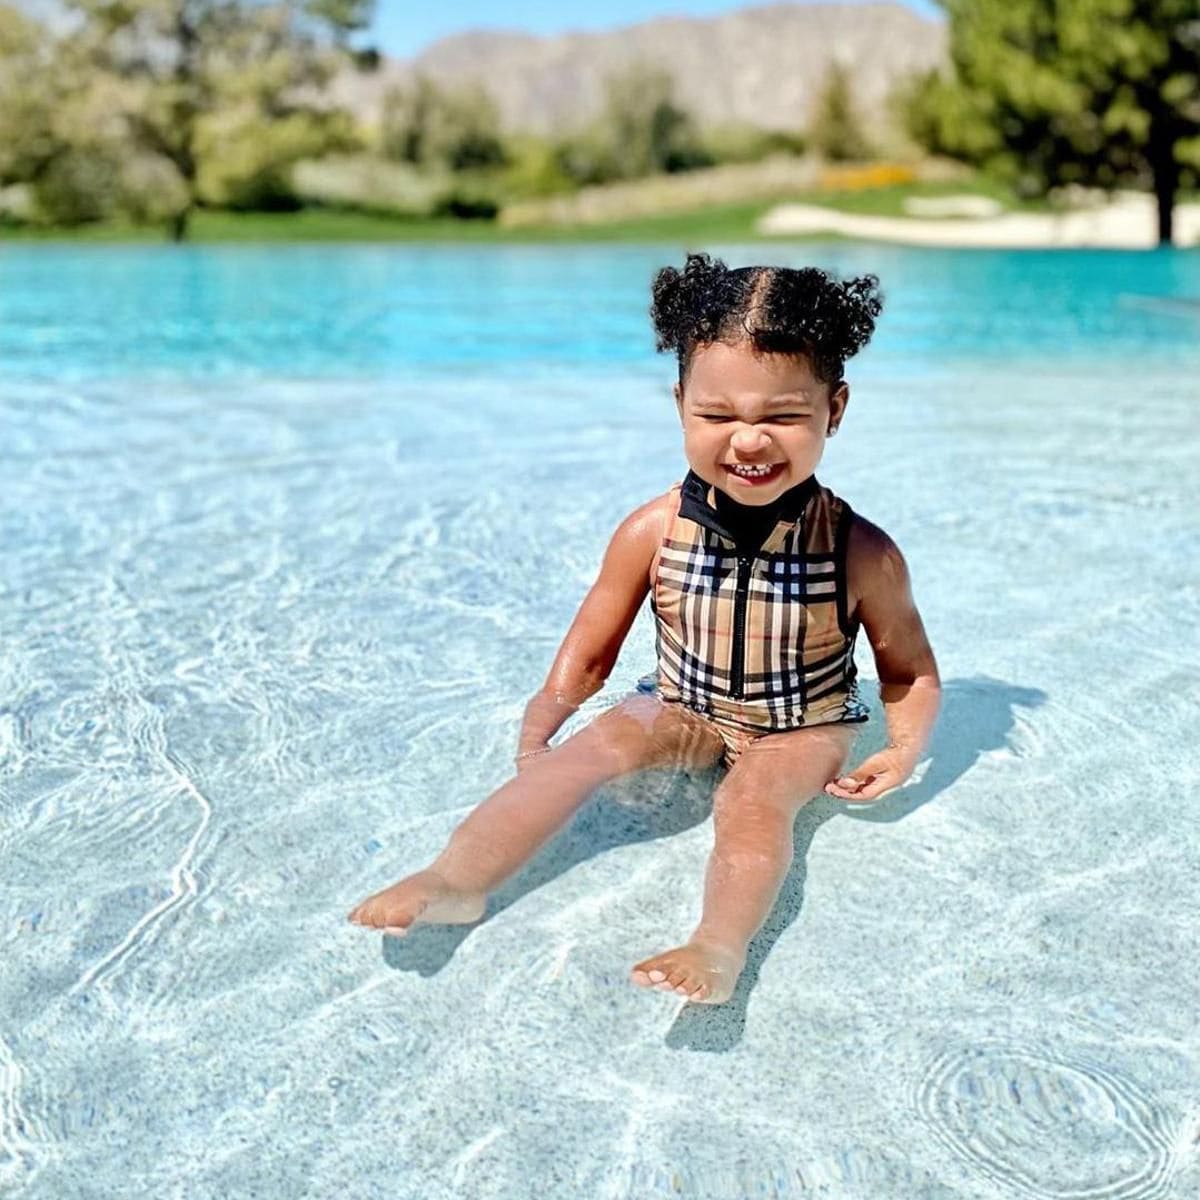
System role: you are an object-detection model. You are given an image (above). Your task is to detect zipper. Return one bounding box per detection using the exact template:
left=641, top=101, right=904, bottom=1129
left=730, top=554, right=753, bottom=699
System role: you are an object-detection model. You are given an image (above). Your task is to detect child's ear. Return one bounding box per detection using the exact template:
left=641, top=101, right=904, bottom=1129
left=673, top=381, right=684, bottom=419
left=829, top=380, right=849, bottom=432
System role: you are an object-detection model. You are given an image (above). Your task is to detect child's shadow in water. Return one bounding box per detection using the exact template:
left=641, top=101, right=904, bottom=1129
left=380, top=761, right=720, bottom=977
left=664, top=674, right=1046, bottom=1051
left=383, top=675, right=1044, bottom=1050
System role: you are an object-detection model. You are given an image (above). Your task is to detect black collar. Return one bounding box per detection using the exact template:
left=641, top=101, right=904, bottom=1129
left=677, top=469, right=819, bottom=544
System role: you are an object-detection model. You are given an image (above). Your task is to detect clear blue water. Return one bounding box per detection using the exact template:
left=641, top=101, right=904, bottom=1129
left=2, top=242, right=1199, bottom=1199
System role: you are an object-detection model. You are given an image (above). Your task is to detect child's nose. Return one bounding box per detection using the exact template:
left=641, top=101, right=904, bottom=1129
left=730, top=425, right=771, bottom=452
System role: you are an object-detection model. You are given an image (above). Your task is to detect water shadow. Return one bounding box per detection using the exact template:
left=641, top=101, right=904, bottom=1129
left=843, top=674, right=1047, bottom=826
left=664, top=675, right=1046, bottom=1051
left=382, top=674, right=1046, bottom=1039
left=380, top=760, right=721, bottom=976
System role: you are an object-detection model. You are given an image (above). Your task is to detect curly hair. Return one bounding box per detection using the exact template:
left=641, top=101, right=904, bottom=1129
left=650, top=252, right=883, bottom=385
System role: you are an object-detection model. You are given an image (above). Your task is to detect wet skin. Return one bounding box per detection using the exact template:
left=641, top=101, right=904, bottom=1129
left=350, top=342, right=940, bottom=1004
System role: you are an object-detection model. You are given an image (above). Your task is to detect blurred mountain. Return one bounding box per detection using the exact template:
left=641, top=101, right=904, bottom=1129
left=333, top=2, right=947, bottom=135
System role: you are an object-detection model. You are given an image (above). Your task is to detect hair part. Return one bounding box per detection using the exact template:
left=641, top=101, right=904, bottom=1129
left=650, top=252, right=883, bottom=386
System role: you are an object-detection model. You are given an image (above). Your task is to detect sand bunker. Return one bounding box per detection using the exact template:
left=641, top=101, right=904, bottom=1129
left=759, top=192, right=1200, bottom=248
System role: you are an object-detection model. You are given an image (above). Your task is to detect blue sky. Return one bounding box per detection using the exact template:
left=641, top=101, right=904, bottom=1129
left=371, top=0, right=944, bottom=61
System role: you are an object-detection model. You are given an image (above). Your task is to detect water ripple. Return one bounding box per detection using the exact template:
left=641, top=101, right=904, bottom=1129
left=915, top=1039, right=1178, bottom=1198
left=68, top=694, right=215, bottom=998
left=0, top=1034, right=45, bottom=1191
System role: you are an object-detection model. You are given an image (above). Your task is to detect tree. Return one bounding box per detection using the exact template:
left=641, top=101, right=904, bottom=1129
left=923, top=0, right=1200, bottom=244
left=60, top=0, right=374, bottom=239
left=381, top=75, right=440, bottom=165
left=599, top=62, right=711, bottom=178
left=0, top=5, right=57, bottom=187
left=810, top=62, right=873, bottom=162
left=381, top=75, right=507, bottom=172
left=556, top=62, right=712, bottom=185
left=896, top=68, right=1000, bottom=165
left=0, top=6, right=134, bottom=224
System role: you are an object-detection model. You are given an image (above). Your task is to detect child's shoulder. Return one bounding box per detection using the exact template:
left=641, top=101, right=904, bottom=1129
left=845, top=510, right=909, bottom=592
left=601, top=489, right=680, bottom=591
left=612, top=488, right=680, bottom=547
left=844, top=511, right=907, bottom=614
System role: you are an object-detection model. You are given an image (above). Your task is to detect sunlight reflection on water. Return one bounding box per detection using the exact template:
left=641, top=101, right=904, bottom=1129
left=1, top=243, right=1198, bottom=1198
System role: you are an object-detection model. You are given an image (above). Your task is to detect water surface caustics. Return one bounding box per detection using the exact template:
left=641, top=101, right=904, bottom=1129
left=1, top=243, right=1199, bottom=1198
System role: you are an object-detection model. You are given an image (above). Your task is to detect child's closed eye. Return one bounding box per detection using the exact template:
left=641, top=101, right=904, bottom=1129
left=699, top=414, right=811, bottom=422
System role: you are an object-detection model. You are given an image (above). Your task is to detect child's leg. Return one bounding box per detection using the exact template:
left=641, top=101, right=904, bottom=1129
left=631, top=723, right=855, bottom=1004
left=348, top=695, right=723, bottom=935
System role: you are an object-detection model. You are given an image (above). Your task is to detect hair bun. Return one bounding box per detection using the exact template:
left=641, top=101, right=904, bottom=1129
left=650, top=252, right=731, bottom=352
left=649, top=255, right=884, bottom=383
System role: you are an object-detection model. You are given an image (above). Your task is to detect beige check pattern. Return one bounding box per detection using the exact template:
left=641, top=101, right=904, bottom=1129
left=650, top=478, right=869, bottom=734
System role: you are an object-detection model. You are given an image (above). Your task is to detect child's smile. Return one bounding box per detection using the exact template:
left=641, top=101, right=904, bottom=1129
left=724, top=461, right=787, bottom=488
left=675, top=340, right=848, bottom=506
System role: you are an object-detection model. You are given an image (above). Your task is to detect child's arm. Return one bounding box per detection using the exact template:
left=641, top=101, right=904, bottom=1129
left=825, top=517, right=941, bottom=802
left=515, top=496, right=668, bottom=767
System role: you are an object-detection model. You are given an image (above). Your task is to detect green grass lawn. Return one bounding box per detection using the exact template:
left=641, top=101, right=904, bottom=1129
left=0, top=178, right=1092, bottom=245
left=0, top=203, right=782, bottom=244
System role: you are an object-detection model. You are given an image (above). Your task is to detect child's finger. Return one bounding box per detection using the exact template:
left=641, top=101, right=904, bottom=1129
left=825, top=771, right=892, bottom=801
left=845, top=774, right=897, bottom=802
left=824, top=776, right=867, bottom=797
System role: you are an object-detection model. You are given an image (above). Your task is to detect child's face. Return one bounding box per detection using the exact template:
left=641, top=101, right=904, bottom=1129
left=674, top=341, right=848, bottom=506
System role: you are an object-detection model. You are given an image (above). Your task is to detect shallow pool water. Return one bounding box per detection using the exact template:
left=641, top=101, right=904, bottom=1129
left=2, top=242, right=1199, bottom=1198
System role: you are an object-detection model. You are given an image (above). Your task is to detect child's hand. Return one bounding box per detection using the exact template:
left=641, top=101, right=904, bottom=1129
left=824, top=747, right=916, bottom=802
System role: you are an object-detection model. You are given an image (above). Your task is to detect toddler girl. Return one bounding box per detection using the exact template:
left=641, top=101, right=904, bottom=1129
left=349, top=253, right=940, bottom=1004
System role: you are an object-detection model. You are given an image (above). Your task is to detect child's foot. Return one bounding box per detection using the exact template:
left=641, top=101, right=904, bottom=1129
left=347, top=869, right=486, bottom=937
left=630, top=940, right=746, bottom=1005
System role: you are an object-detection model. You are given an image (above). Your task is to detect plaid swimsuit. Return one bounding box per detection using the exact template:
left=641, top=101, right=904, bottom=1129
left=641, top=470, right=868, bottom=767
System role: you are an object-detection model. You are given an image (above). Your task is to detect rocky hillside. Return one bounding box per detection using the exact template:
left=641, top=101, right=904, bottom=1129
left=335, top=2, right=947, bottom=136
